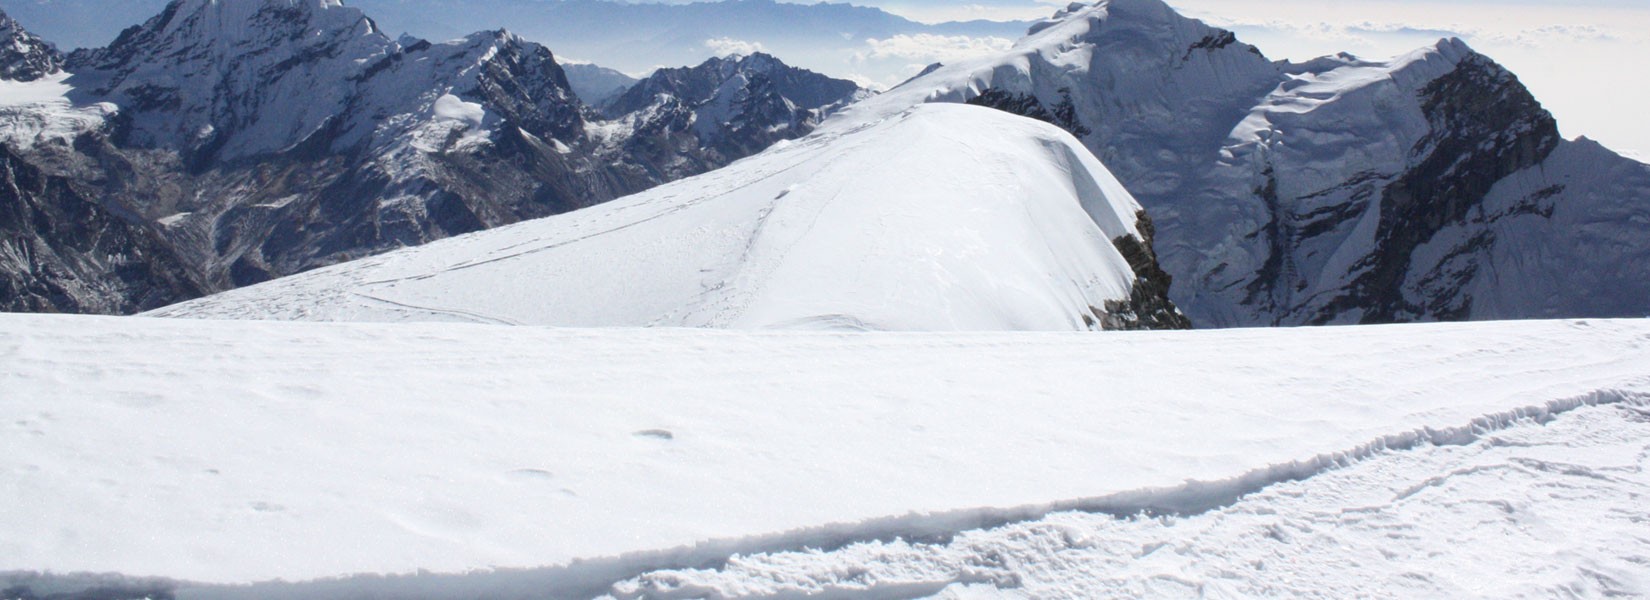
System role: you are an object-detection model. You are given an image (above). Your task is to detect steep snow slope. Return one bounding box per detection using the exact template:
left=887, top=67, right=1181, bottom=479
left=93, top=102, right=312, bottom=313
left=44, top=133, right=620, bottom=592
left=842, top=0, right=1650, bottom=327
left=2, top=314, right=1647, bottom=595
left=153, top=104, right=1183, bottom=331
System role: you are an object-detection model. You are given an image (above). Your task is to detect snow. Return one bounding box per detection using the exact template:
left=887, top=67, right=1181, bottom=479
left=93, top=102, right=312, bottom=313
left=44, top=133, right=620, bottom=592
left=611, top=402, right=1650, bottom=599
left=150, top=103, right=1148, bottom=331
left=0, top=72, right=116, bottom=149
left=431, top=93, right=486, bottom=128
left=2, top=315, right=1647, bottom=595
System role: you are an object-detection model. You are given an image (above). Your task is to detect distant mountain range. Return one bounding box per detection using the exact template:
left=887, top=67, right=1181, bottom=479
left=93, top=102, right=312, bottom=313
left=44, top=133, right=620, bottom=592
left=0, top=0, right=864, bottom=313
left=0, top=0, right=1031, bottom=86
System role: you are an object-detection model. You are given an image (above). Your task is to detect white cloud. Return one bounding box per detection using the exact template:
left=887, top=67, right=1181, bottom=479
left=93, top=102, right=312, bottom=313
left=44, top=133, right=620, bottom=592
left=704, top=37, right=766, bottom=57
left=855, top=33, right=1015, bottom=64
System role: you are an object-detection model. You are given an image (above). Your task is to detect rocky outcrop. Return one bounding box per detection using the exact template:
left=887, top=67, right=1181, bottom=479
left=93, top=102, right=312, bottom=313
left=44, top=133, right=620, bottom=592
left=0, top=144, right=203, bottom=313
left=1102, top=211, right=1192, bottom=330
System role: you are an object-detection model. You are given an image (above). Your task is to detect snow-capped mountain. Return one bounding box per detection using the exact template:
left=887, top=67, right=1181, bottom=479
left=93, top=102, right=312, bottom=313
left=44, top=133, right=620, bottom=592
left=0, top=0, right=864, bottom=314
left=851, top=0, right=1650, bottom=327
left=0, top=8, right=58, bottom=81
left=154, top=103, right=1188, bottom=331
left=599, top=52, right=870, bottom=181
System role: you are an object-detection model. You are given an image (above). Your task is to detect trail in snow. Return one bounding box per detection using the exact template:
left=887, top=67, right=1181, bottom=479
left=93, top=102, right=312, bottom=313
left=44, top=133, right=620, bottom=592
left=610, top=402, right=1650, bottom=599
left=4, top=315, right=1650, bottom=598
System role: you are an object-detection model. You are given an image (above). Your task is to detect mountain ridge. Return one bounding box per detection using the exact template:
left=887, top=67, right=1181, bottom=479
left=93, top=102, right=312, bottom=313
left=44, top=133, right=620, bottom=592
left=841, top=0, right=1650, bottom=326
left=0, top=0, right=867, bottom=313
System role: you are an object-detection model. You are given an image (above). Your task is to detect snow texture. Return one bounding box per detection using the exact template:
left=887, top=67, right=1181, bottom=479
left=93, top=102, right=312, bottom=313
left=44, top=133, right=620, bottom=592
left=150, top=103, right=1149, bottom=332
left=0, top=73, right=115, bottom=150
left=610, top=402, right=1650, bottom=599
left=3, top=315, right=1648, bottom=597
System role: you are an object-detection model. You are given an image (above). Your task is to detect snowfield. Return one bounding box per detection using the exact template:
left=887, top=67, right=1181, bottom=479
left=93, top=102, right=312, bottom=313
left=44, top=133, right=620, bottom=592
left=3, top=314, right=1648, bottom=598
left=149, top=103, right=1152, bottom=331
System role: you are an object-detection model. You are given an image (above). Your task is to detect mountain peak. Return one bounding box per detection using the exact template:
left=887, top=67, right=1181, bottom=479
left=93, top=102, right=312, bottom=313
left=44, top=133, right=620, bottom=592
left=64, top=0, right=399, bottom=160
left=0, top=8, right=64, bottom=81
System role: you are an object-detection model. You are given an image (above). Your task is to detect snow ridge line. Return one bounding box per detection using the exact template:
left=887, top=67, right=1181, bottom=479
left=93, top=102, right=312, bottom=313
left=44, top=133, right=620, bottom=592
left=4, top=386, right=1646, bottom=600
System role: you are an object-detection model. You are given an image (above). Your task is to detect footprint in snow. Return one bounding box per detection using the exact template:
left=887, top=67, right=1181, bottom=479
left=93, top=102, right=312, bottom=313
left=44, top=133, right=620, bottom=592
left=249, top=501, right=285, bottom=513
left=633, top=429, right=675, bottom=441
left=505, top=468, right=555, bottom=482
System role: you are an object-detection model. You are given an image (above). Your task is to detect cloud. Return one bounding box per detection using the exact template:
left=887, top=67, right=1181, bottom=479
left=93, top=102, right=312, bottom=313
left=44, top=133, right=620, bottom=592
left=854, top=34, right=1015, bottom=64
left=1472, top=24, right=1620, bottom=47
left=704, top=37, right=766, bottom=57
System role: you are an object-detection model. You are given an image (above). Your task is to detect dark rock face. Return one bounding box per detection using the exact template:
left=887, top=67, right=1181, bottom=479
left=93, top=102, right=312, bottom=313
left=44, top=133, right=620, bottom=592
left=966, top=88, right=1090, bottom=138
left=0, top=144, right=203, bottom=314
left=1101, top=211, right=1193, bottom=330
left=0, top=9, right=63, bottom=82
left=1322, top=54, right=1561, bottom=324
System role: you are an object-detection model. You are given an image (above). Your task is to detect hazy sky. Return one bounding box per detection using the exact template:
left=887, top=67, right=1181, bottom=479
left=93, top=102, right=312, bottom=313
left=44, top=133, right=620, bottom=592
left=856, top=0, right=1650, bottom=160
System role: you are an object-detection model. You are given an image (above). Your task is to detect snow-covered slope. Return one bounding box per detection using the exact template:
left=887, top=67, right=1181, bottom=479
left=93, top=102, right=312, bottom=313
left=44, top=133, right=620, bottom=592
left=612, top=401, right=1650, bottom=598
left=843, top=0, right=1650, bottom=327
left=153, top=103, right=1183, bottom=331
left=2, top=314, right=1647, bottom=596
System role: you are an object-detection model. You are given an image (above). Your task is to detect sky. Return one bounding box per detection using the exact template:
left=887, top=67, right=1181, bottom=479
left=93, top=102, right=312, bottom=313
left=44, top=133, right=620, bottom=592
left=850, top=0, right=1650, bottom=160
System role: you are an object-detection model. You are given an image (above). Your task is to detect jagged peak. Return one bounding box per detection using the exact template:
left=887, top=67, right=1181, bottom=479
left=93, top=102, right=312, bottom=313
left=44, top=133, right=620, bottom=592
left=0, top=7, right=64, bottom=81
left=1020, top=0, right=1266, bottom=65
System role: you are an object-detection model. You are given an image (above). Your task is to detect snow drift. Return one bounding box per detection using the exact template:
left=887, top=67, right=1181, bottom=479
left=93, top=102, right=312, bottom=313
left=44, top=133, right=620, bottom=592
left=152, top=103, right=1185, bottom=331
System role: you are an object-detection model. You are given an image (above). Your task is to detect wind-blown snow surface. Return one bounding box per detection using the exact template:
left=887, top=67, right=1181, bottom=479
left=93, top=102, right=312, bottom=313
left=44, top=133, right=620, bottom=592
left=612, top=402, right=1650, bottom=599
left=150, top=104, right=1149, bottom=331
left=2, top=315, right=1649, bottom=597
